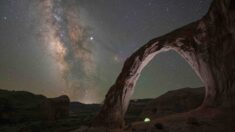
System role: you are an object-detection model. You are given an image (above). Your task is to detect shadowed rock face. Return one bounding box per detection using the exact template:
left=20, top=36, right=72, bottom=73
left=0, top=90, right=70, bottom=123
left=93, top=0, right=235, bottom=128
left=40, top=95, right=70, bottom=120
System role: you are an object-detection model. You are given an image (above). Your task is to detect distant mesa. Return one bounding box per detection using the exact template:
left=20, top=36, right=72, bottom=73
left=140, top=87, right=204, bottom=120
left=40, top=95, right=70, bottom=120
left=0, top=89, right=70, bottom=124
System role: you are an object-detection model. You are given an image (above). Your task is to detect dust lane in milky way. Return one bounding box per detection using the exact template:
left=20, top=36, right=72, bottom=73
left=39, top=0, right=99, bottom=103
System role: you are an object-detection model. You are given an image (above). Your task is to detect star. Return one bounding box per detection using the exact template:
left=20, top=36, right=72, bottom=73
left=113, top=55, right=119, bottom=62
left=3, top=16, right=7, bottom=20
left=90, top=36, right=94, bottom=40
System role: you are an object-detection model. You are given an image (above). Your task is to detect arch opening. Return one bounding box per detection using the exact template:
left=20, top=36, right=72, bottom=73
left=124, top=50, right=204, bottom=124
left=132, top=50, right=203, bottom=100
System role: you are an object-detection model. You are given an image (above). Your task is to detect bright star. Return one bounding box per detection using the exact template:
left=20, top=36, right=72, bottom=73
left=90, top=36, right=94, bottom=40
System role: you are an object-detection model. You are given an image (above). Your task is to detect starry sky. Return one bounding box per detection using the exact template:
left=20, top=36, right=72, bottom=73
left=0, top=0, right=212, bottom=103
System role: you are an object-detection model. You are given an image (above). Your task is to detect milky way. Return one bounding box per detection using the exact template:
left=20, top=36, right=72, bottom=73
left=39, top=0, right=98, bottom=103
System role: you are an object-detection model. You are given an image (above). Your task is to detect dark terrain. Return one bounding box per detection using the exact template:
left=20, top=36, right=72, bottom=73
left=0, top=89, right=147, bottom=132
left=0, top=87, right=204, bottom=132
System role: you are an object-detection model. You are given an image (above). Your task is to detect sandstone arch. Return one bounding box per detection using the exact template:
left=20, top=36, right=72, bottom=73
left=93, top=0, right=235, bottom=128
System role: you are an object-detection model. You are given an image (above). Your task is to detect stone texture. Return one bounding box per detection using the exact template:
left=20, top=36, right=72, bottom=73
left=93, top=0, right=235, bottom=128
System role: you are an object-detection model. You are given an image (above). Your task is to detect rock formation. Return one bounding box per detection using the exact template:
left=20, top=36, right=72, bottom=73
left=0, top=89, right=70, bottom=123
left=40, top=95, right=70, bottom=120
left=140, top=87, right=204, bottom=120
left=93, top=0, right=235, bottom=128
left=0, top=89, right=46, bottom=123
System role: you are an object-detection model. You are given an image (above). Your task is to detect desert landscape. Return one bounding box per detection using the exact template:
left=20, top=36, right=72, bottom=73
left=0, top=0, right=234, bottom=131
left=0, top=87, right=209, bottom=132
left=1, top=86, right=234, bottom=131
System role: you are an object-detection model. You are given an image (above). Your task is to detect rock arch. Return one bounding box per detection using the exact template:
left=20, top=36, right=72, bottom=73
left=93, top=0, right=235, bottom=128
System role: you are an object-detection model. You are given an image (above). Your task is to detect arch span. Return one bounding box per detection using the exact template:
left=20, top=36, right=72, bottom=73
left=93, top=0, right=235, bottom=128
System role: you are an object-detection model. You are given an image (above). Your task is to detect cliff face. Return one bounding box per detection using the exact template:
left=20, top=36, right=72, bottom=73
left=40, top=95, right=70, bottom=120
left=0, top=89, right=70, bottom=123
left=0, top=89, right=46, bottom=123
left=93, top=0, right=235, bottom=128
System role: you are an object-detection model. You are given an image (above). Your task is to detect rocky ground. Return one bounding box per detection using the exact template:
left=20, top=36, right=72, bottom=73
left=1, top=87, right=234, bottom=132
left=73, top=87, right=235, bottom=132
left=128, top=106, right=235, bottom=132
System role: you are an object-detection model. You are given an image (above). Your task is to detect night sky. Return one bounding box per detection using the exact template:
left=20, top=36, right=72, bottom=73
left=0, top=0, right=212, bottom=103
